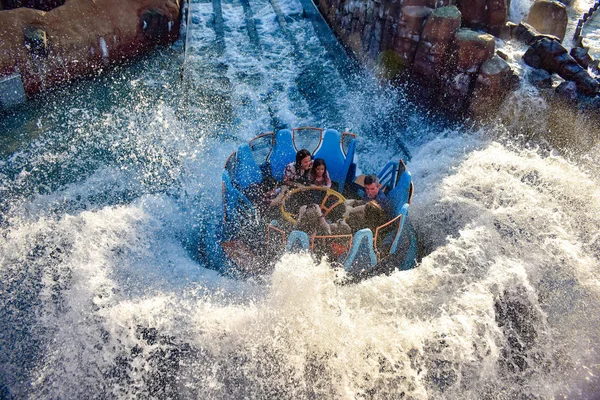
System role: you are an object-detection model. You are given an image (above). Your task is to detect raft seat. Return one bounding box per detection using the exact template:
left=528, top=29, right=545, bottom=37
left=314, top=129, right=356, bottom=193
left=390, top=204, right=409, bottom=255
left=286, top=230, right=310, bottom=252
left=222, top=171, right=256, bottom=236
left=234, top=143, right=263, bottom=190
left=387, top=170, right=412, bottom=217
left=377, top=161, right=399, bottom=193
left=342, top=228, right=378, bottom=272
left=269, top=129, right=297, bottom=182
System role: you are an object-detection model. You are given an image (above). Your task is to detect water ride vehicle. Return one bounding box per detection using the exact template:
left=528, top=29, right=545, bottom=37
left=214, top=127, right=417, bottom=280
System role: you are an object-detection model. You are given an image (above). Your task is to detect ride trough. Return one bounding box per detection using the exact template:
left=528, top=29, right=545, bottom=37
left=212, top=127, right=417, bottom=281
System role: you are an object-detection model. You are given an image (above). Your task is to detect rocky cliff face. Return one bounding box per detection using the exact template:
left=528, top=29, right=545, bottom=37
left=0, top=0, right=181, bottom=95
left=314, top=0, right=517, bottom=117
left=0, top=0, right=65, bottom=12
left=314, top=0, right=599, bottom=119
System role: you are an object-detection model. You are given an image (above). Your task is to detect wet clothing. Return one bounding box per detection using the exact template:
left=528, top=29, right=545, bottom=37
left=311, top=170, right=331, bottom=188
left=363, top=190, right=391, bottom=217
left=283, top=162, right=311, bottom=186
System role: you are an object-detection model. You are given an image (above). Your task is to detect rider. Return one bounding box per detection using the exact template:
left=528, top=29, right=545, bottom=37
left=344, top=174, right=391, bottom=219
left=363, top=175, right=386, bottom=203
left=283, top=149, right=312, bottom=187
left=269, top=149, right=312, bottom=208
left=309, top=158, right=331, bottom=188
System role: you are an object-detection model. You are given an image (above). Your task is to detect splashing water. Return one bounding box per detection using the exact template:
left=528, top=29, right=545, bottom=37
left=1, top=0, right=600, bottom=398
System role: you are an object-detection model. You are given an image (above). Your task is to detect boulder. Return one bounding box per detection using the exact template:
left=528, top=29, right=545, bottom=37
left=469, top=55, right=518, bottom=117
left=513, top=22, right=560, bottom=46
left=393, top=6, right=432, bottom=67
left=456, top=0, right=486, bottom=29
left=528, top=68, right=552, bottom=88
left=380, top=1, right=403, bottom=52
left=526, top=0, right=568, bottom=42
left=453, top=29, right=495, bottom=72
left=442, top=29, right=495, bottom=114
left=413, top=6, right=462, bottom=80
left=523, top=37, right=600, bottom=96
left=555, top=81, right=578, bottom=100
left=0, top=0, right=181, bottom=95
left=570, top=46, right=593, bottom=69
left=23, top=26, right=47, bottom=56
left=486, top=0, right=509, bottom=30
left=514, top=22, right=540, bottom=45
left=496, top=21, right=518, bottom=40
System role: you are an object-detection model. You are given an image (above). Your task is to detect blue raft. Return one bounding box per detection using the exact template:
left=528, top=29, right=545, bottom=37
left=212, top=127, right=417, bottom=280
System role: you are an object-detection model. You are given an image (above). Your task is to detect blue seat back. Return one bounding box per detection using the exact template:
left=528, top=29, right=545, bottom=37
left=390, top=204, right=409, bottom=255
left=339, top=139, right=356, bottom=193
left=269, top=129, right=297, bottom=182
left=387, top=170, right=412, bottom=217
left=285, top=230, right=310, bottom=252
left=343, top=228, right=378, bottom=272
left=314, top=129, right=355, bottom=192
left=222, top=171, right=255, bottom=236
left=234, top=144, right=263, bottom=190
left=377, top=161, right=398, bottom=193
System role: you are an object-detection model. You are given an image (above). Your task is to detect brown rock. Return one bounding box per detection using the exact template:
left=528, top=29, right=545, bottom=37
left=393, top=6, right=432, bottom=66
left=457, top=0, right=486, bottom=29
left=453, top=29, right=495, bottom=72
left=413, top=6, right=461, bottom=80
left=492, top=21, right=517, bottom=40
left=486, top=0, right=508, bottom=29
left=469, top=55, right=517, bottom=117
left=526, top=0, right=568, bottom=42
left=421, top=6, right=462, bottom=42
left=0, top=0, right=181, bottom=95
left=441, top=29, right=495, bottom=114
left=514, top=22, right=541, bottom=45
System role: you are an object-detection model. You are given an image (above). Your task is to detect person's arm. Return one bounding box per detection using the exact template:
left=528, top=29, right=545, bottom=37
left=325, top=171, right=332, bottom=188
left=283, top=163, right=295, bottom=186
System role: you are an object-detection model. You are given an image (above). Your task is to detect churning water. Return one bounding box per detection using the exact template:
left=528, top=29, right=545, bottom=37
left=1, top=0, right=599, bottom=398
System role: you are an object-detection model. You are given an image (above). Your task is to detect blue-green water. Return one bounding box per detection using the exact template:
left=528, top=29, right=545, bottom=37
left=1, top=0, right=599, bottom=398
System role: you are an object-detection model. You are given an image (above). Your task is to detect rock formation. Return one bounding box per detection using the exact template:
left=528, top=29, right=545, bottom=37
left=0, top=0, right=181, bottom=95
left=314, top=0, right=516, bottom=117
left=393, top=6, right=432, bottom=68
left=526, top=0, right=568, bottom=42
left=469, top=55, right=518, bottom=118
left=442, top=29, right=495, bottom=114
left=413, top=6, right=462, bottom=81
left=523, top=37, right=600, bottom=96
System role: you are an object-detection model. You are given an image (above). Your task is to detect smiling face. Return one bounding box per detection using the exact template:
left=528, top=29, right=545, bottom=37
left=315, top=164, right=325, bottom=178
left=364, top=182, right=380, bottom=199
left=300, top=155, right=312, bottom=171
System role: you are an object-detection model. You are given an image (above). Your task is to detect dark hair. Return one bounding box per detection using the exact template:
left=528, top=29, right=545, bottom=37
left=364, top=174, right=379, bottom=186
left=295, top=149, right=312, bottom=169
left=311, top=158, right=328, bottom=177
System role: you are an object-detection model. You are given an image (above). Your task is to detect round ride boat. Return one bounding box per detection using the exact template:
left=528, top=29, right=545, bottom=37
left=213, top=127, right=417, bottom=281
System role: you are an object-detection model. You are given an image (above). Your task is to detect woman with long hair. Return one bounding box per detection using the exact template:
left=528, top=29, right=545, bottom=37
left=283, top=149, right=312, bottom=187
left=309, top=158, right=331, bottom=188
